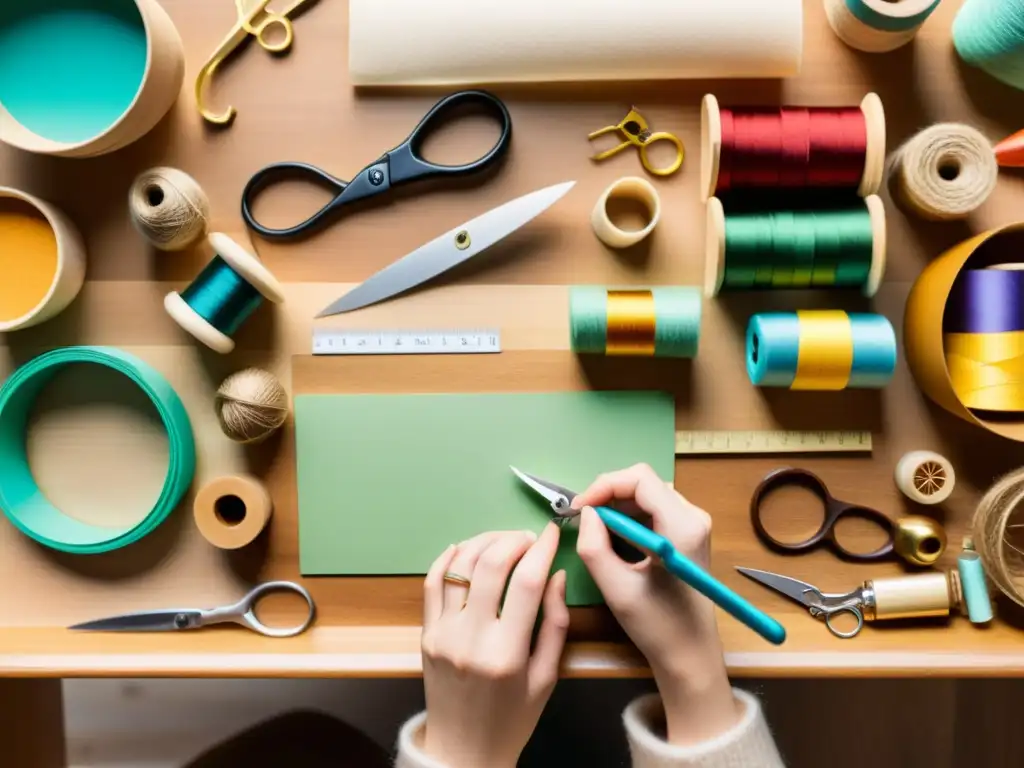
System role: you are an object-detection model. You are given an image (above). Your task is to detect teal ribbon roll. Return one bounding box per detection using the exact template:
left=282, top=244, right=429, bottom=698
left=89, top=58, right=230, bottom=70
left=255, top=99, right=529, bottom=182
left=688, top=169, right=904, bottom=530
left=845, top=0, right=941, bottom=33
left=0, top=347, right=196, bottom=554
left=570, top=286, right=701, bottom=358
left=746, top=311, right=897, bottom=390
left=958, top=547, right=994, bottom=624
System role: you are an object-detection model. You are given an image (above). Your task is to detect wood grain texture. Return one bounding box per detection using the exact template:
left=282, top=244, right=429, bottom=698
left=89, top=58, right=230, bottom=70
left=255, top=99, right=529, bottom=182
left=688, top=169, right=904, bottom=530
left=3, top=0, right=1024, bottom=677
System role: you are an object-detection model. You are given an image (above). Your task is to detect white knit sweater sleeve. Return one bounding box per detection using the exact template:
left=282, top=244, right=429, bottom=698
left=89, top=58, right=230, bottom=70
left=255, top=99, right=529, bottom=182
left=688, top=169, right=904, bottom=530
left=394, top=689, right=784, bottom=768
left=624, top=690, right=785, bottom=768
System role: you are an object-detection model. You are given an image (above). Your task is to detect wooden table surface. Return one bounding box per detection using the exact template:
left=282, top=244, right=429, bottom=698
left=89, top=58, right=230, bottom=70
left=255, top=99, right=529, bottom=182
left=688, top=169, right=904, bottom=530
left=3, top=0, right=1024, bottom=679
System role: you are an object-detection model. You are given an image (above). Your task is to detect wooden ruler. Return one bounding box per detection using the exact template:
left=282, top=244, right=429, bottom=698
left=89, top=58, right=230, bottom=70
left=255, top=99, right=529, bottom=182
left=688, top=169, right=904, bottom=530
left=675, top=430, right=872, bottom=455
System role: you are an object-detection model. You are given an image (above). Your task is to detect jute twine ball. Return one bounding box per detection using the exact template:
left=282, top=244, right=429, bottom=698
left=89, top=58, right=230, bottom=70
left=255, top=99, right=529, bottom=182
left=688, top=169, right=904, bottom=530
left=129, top=167, right=211, bottom=251
left=892, top=123, right=997, bottom=221
left=972, top=467, right=1024, bottom=607
left=215, top=368, right=289, bottom=444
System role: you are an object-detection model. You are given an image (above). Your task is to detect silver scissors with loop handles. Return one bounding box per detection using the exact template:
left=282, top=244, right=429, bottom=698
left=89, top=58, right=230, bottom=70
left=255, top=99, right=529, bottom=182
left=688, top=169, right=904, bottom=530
left=737, top=567, right=866, bottom=639
left=69, top=581, right=316, bottom=639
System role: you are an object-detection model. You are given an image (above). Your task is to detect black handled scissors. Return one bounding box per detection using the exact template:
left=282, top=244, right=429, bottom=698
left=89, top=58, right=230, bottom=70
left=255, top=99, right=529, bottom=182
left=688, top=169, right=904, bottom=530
left=750, top=468, right=940, bottom=564
left=241, top=90, right=512, bottom=240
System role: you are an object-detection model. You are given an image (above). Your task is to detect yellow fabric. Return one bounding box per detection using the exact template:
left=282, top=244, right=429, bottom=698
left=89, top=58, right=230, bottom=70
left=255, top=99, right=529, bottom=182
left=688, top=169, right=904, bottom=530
left=0, top=201, right=58, bottom=322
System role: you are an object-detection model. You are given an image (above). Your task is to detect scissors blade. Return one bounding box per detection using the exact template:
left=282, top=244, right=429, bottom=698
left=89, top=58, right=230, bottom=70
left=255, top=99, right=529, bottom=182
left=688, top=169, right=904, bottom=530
left=317, top=181, right=575, bottom=317
left=736, top=567, right=824, bottom=609
left=68, top=610, right=201, bottom=632
left=509, top=466, right=582, bottom=524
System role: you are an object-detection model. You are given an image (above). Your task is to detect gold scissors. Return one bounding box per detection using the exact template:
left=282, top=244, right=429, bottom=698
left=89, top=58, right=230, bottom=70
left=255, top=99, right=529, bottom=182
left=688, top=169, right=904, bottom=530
left=195, top=0, right=314, bottom=126
left=588, top=108, right=685, bottom=177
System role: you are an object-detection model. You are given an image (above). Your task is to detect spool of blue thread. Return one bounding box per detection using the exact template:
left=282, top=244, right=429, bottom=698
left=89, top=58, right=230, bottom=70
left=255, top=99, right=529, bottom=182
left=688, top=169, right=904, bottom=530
left=746, top=311, right=897, bottom=389
left=954, top=0, right=1024, bottom=91
left=164, top=233, right=284, bottom=354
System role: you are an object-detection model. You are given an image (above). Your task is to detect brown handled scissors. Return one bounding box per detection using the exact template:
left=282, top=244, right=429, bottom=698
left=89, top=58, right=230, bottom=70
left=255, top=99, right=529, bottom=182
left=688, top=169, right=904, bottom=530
left=750, top=468, right=946, bottom=565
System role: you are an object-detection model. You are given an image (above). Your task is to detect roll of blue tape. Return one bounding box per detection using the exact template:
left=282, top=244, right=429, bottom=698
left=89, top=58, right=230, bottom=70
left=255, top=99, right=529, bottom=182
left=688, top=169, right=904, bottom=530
left=746, top=313, right=800, bottom=387
left=0, top=346, right=196, bottom=554
left=849, top=312, right=898, bottom=387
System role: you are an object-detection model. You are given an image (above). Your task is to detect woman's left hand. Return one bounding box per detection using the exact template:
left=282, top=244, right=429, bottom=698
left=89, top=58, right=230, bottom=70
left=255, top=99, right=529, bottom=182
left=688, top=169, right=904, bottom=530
left=420, top=524, right=570, bottom=768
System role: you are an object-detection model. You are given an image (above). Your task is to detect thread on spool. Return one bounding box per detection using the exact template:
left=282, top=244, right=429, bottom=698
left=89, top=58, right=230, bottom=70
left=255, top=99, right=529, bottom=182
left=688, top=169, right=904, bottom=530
left=129, top=168, right=210, bottom=251
left=892, top=124, right=998, bottom=221
left=215, top=368, right=289, bottom=443
left=705, top=196, right=886, bottom=298
left=824, top=0, right=941, bottom=53
left=972, top=467, right=1024, bottom=607
left=570, top=286, right=701, bottom=358
left=164, top=233, right=284, bottom=354
left=701, top=93, right=886, bottom=200
left=894, top=450, right=956, bottom=505
left=746, top=310, right=897, bottom=390
left=954, top=0, right=1024, bottom=91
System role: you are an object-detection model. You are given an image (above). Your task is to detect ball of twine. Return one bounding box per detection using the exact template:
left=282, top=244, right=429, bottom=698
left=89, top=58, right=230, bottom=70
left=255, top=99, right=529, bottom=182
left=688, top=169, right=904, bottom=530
left=892, top=123, right=998, bottom=221
left=215, top=368, right=289, bottom=444
left=129, top=167, right=211, bottom=251
left=972, top=467, right=1024, bottom=607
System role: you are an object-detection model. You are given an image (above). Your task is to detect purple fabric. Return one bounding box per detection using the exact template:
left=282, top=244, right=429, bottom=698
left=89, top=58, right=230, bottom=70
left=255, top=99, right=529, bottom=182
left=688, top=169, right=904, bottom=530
left=945, top=269, right=1024, bottom=333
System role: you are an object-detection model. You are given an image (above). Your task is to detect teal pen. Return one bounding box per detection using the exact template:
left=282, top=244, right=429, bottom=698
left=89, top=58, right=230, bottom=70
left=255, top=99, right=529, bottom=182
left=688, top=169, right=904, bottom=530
left=510, top=467, right=787, bottom=646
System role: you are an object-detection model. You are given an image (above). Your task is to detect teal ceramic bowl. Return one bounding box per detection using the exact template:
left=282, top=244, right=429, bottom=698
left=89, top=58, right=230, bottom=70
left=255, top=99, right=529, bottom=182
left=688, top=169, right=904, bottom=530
left=0, top=0, right=184, bottom=157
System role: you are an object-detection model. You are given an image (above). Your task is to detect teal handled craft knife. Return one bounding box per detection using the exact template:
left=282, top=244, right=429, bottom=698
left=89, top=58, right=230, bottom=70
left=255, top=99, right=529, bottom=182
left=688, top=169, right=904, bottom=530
left=511, top=467, right=787, bottom=646
left=317, top=181, right=575, bottom=316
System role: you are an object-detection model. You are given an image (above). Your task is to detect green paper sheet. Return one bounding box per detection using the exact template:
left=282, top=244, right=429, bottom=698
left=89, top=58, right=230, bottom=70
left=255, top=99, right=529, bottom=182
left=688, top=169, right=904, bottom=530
left=295, top=391, right=675, bottom=605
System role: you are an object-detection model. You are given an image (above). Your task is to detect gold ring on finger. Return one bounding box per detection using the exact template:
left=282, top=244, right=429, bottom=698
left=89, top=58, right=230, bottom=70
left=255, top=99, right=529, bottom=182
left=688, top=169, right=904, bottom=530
left=443, top=571, right=471, bottom=588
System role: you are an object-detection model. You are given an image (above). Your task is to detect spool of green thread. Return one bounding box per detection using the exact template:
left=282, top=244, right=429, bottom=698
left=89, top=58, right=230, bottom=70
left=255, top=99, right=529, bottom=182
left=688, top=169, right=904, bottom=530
left=954, top=0, right=1024, bottom=91
left=570, top=286, right=701, bottom=358
left=704, top=195, right=887, bottom=298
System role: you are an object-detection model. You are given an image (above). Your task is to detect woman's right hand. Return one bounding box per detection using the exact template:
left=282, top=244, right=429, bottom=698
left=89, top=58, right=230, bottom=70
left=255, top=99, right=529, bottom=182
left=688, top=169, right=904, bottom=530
left=573, top=464, right=742, bottom=746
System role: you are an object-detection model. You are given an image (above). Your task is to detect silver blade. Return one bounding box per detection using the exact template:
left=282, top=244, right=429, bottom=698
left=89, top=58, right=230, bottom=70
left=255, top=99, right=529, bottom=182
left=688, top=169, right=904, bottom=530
left=510, top=466, right=565, bottom=506
left=68, top=610, right=200, bottom=632
left=318, top=181, right=576, bottom=317
left=736, top=567, right=821, bottom=609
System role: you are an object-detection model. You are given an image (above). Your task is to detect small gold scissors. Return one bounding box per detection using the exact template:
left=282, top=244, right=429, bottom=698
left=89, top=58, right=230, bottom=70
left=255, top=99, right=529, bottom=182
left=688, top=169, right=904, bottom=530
left=195, top=0, right=313, bottom=126
left=588, top=108, right=685, bottom=177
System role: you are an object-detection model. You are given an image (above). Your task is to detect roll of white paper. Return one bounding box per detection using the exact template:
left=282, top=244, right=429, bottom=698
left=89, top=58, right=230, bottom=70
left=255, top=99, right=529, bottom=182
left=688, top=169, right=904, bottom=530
left=349, top=0, right=804, bottom=86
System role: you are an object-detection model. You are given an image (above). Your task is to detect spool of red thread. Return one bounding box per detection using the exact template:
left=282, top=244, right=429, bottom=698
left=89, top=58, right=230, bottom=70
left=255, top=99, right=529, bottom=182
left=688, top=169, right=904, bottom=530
left=701, top=93, right=886, bottom=201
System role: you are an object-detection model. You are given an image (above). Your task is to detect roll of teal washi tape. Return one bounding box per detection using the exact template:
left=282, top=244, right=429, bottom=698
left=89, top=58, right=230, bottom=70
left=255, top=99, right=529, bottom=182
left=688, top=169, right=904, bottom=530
left=0, top=346, right=196, bottom=554
left=849, top=313, right=898, bottom=388
left=958, top=545, right=995, bottom=624
left=844, top=0, right=942, bottom=33
left=746, top=313, right=800, bottom=387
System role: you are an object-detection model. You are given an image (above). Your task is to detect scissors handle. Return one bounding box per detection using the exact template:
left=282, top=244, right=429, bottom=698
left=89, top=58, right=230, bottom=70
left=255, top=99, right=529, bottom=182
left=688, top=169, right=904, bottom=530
left=822, top=604, right=865, bottom=639
left=387, top=90, right=512, bottom=186
left=595, top=506, right=786, bottom=645
left=750, top=468, right=895, bottom=562
left=241, top=162, right=353, bottom=239
left=203, top=581, right=316, bottom=638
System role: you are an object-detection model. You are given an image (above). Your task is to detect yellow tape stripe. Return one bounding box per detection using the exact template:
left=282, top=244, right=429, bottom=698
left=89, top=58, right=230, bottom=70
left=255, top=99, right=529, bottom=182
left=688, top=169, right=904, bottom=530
left=793, top=310, right=853, bottom=390
left=606, top=290, right=656, bottom=355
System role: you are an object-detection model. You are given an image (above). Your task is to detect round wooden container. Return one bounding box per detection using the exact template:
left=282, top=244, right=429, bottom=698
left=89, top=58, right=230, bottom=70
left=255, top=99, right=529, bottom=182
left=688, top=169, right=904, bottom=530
left=0, top=0, right=184, bottom=157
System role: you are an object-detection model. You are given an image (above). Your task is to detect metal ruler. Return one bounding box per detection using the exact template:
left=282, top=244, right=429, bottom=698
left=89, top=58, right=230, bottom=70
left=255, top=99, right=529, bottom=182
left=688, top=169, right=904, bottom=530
left=675, top=430, right=872, bottom=455
left=313, top=328, right=501, bottom=355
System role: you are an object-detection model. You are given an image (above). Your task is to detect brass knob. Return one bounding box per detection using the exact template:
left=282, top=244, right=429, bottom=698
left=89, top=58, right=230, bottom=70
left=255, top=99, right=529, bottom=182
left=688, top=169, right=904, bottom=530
left=893, top=515, right=947, bottom=566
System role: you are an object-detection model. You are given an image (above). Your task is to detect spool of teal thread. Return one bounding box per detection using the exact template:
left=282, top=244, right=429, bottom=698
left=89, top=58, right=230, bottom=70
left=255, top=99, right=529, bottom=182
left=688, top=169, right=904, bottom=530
left=958, top=540, right=995, bottom=624
left=569, top=286, right=701, bottom=358
left=164, top=233, right=284, bottom=354
left=954, top=0, right=1024, bottom=90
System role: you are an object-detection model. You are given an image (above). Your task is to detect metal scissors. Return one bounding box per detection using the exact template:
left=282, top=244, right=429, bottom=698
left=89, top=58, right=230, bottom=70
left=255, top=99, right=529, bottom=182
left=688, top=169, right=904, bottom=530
left=750, top=467, right=946, bottom=566
left=510, top=467, right=786, bottom=645
left=241, top=90, right=513, bottom=240
left=196, top=0, right=315, bottom=126
left=737, top=567, right=869, bottom=639
left=68, top=581, right=315, bottom=638
left=588, top=108, right=684, bottom=177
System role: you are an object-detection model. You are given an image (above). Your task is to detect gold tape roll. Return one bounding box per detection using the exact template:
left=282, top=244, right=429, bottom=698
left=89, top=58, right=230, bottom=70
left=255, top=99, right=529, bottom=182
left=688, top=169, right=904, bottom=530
left=946, top=331, right=1024, bottom=362
left=792, top=310, right=853, bottom=390
left=605, top=290, right=657, bottom=355
left=193, top=474, right=272, bottom=549
left=905, top=222, right=1024, bottom=441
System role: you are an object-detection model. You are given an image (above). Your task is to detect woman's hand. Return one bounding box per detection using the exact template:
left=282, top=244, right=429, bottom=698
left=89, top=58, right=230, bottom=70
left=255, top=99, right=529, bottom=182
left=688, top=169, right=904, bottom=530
left=574, top=464, right=741, bottom=746
left=420, top=525, right=569, bottom=768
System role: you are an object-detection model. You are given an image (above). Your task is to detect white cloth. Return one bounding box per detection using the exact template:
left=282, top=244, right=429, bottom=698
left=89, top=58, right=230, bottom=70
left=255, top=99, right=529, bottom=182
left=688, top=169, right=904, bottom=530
left=394, top=689, right=784, bottom=768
